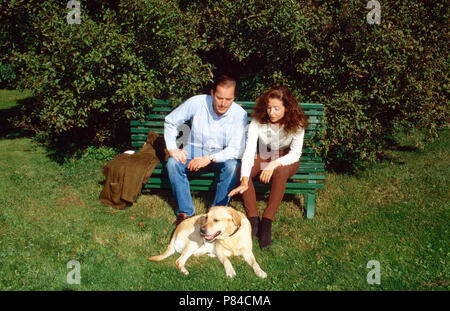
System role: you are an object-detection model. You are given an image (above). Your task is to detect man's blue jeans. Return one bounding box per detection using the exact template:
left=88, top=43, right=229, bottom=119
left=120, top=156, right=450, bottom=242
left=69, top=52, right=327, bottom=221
left=166, top=157, right=239, bottom=216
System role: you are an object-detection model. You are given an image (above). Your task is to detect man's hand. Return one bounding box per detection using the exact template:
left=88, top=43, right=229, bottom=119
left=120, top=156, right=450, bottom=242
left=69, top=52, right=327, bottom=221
left=168, top=148, right=188, bottom=164
left=228, top=177, right=249, bottom=197
left=187, top=156, right=211, bottom=172
left=259, top=160, right=282, bottom=184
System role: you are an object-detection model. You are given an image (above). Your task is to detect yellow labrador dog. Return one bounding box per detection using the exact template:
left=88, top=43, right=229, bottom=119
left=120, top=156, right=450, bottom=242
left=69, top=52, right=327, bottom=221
left=148, top=206, right=267, bottom=278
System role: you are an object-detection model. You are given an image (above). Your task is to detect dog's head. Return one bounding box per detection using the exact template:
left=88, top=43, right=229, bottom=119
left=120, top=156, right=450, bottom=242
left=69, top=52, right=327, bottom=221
left=199, top=206, right=242, bottom=242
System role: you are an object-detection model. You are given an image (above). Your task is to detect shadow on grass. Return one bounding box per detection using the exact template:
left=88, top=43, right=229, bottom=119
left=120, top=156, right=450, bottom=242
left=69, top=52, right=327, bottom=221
left=140, top=187, right=217, bottom=217
left=0, top=96, right=36, bottom=140
left=374, top=137, right=426, bottom=166
left=0, top=93, right=132, bottom=164
left=326, top=139, right=421, bottom=174
left=0, top=95, right=89, bottom=163
left=230, top=191, right=306, bottom=218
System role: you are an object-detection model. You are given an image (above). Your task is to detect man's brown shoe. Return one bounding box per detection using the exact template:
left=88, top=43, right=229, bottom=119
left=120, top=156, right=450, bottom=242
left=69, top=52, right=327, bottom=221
left=173, top=213, right=192, bottom=226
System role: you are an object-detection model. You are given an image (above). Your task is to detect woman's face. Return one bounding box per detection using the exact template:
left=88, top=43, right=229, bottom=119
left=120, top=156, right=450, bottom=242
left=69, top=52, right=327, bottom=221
left=266, top=97, right=286, bottom=124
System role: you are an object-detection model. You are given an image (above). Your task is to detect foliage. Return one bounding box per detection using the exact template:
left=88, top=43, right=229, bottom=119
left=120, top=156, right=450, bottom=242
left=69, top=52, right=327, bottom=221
left=182, top=0, right=449, bottom=171
left=79, top=145, right=117, bottom=162
left=1, top=0, right=448, bottom=170
left=0, top=62, right=16, bottom=87
left=2, top=0, right=211, bottom=153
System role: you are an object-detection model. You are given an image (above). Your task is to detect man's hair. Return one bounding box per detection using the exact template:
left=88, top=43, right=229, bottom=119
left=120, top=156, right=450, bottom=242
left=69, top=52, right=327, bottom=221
left=211, top=75, right=237, bottom=93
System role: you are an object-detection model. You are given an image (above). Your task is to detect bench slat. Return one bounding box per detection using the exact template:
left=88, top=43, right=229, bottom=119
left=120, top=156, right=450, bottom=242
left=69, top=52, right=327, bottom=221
left=130, top=142, right=320, bottom=156
left=130, top=125, right=324, bottom=130
left=147, top=164, right=325, bottom=174
left=149, top=100, right=323, bottom=109
left=149, top=107, right=173, bottom=112
left=144, top=179, right=324, bottom=189
left=148, top=169, right=326, bottom=180
left=142, top=184, right=319, bottom=195
left=131, top=121, right=324, bottom=131
left=145, top=161, right=325, bottom=168
left=131, top=131, right=319, bottom=141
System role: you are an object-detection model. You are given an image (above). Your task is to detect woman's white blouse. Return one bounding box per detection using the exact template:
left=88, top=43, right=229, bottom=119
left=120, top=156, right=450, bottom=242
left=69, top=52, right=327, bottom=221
left=240, top=119, right=305, bottom=179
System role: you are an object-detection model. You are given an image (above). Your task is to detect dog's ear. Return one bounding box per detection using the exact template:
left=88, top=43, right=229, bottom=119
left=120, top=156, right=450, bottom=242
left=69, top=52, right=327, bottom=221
left=229, top=208, right=242, bottom=227
left=195, top=215, right=207, bottom=227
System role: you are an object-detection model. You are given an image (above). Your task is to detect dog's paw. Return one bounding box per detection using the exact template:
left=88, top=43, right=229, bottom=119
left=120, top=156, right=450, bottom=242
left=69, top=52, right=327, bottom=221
left=226, top=269, right=236, bottom=278
left=176, top=261, right=189, bottom=275
left=180, top=267, right=189, bottom=275
left=256, top=269, right=267, bottom=279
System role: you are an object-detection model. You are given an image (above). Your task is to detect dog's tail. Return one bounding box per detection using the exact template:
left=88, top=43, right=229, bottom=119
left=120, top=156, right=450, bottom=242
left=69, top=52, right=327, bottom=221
left=147, top=237, right=176, bottom=262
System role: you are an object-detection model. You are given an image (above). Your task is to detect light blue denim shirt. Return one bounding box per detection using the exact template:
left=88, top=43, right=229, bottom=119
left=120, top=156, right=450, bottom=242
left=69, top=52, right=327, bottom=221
left=164, top=95, right=248, bottom=162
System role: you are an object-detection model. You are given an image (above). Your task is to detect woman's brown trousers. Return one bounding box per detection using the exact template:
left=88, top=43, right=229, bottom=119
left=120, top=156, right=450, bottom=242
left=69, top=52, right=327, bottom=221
left=242, top=154, right=299, bottom=221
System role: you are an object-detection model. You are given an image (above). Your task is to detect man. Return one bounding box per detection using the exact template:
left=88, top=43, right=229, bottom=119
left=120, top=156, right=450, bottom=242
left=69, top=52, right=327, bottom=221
left=164, top=75, right=247, bottom=225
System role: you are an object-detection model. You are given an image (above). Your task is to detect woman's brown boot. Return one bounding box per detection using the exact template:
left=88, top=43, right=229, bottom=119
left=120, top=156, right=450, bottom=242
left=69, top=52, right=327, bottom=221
left=248, top=216, right=260, bottom=239
left=259, top=217, right=272, bottom=249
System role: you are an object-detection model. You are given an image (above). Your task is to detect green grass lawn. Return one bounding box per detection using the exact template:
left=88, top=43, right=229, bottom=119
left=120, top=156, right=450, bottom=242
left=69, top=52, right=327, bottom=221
left=0, top=89, right=33, bottom=110
left=0, top=89, right=448, bottom=290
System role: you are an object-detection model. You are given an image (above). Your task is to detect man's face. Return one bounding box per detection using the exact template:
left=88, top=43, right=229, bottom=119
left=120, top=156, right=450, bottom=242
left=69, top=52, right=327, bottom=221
left=211, top=84, right=235, bottom=116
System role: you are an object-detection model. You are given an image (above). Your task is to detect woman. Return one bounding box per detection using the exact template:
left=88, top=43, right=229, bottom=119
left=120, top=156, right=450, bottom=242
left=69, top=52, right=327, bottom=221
left=228, top=86, right=308, bottom=248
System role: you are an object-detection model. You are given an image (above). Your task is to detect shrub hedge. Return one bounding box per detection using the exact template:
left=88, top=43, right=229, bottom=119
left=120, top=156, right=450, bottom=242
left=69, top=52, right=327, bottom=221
left=1, top=0, right=448, bottom=171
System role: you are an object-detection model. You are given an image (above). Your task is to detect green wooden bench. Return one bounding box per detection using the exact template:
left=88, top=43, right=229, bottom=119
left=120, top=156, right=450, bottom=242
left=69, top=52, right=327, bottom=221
left=130, top=100, right=325, bottom=219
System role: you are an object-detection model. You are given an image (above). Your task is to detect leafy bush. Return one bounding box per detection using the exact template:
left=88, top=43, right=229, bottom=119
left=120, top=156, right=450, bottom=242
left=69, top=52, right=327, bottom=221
left=6, top=0, right=211, bottom=154
left=183, top=0, right=449, bottom=171
left=79, top=146, right=117, bottom=162
left=2, top=0, right=448, bottom=170
left=0, top=62, right=17, bottom=87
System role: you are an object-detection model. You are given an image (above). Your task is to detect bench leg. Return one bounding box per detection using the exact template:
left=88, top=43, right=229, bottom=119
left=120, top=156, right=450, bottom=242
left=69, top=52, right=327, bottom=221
left=305, top=192, right=315, bottom=219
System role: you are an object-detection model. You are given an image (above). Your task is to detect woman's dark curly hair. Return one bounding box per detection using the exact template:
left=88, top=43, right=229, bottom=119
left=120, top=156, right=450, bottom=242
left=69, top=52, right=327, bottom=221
left=252, top=86, right=309, bottom=134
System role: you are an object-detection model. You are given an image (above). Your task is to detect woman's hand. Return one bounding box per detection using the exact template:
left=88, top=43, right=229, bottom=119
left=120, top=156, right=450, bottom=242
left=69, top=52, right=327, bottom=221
left=228, top=178, right=249, bottom=197
left=259, top=161, right=281, bottom=184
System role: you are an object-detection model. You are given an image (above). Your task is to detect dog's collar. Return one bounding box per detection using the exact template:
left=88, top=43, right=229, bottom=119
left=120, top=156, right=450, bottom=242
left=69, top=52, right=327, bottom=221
left=228, top=224, right=241, bottom=237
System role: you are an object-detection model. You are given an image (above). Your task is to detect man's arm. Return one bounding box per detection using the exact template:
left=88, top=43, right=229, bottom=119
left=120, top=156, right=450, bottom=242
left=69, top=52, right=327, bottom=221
left=164, top=97, right=197, bottom=163
left=187, top=110, right=247, bottom=171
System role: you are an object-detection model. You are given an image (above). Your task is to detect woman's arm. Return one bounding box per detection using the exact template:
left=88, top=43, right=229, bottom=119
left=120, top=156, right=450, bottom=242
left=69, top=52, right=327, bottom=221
left=239, top=119, right=260, bottom=180
left=276, top=127, right=305, bottom=166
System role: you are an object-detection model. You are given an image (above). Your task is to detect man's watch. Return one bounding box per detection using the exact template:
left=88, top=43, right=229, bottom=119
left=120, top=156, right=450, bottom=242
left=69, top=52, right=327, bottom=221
left=208, top=154, right=214, bottom=162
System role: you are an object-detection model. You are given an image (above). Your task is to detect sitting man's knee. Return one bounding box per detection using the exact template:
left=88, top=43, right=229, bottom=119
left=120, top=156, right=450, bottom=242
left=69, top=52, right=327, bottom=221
left=167, top=157, right=183, bottom=172
left=167, top=157, right=176, bottom=167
